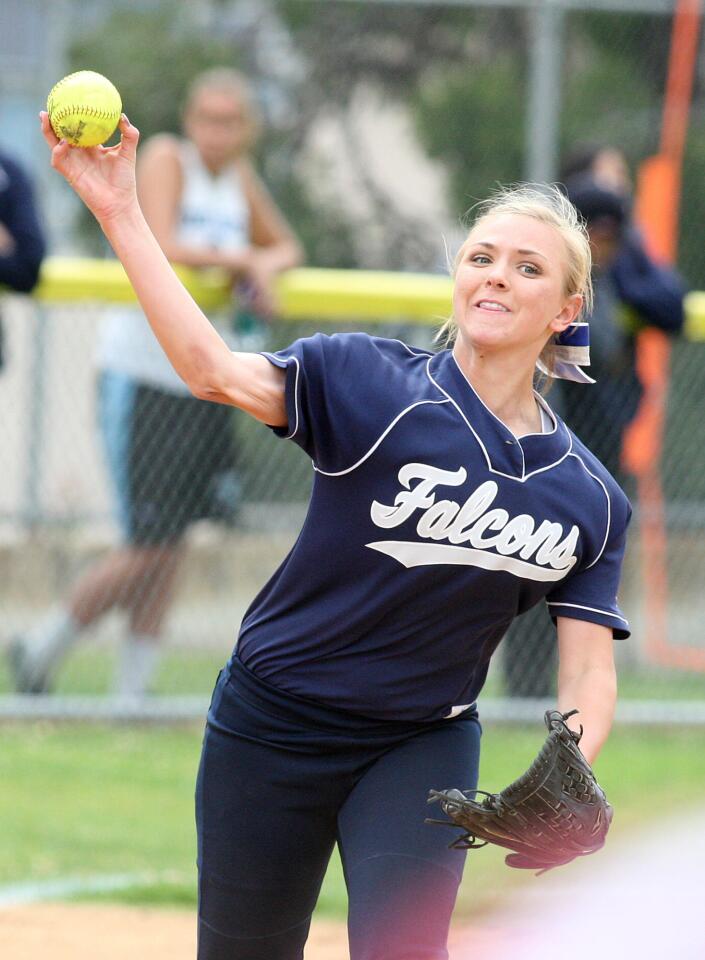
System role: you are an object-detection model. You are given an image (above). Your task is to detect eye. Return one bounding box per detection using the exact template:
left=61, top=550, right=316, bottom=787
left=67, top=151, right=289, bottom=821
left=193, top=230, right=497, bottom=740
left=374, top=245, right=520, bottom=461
left=469, top=253, right=491, bottom=265
left=519, top=262, right=540, bottom=276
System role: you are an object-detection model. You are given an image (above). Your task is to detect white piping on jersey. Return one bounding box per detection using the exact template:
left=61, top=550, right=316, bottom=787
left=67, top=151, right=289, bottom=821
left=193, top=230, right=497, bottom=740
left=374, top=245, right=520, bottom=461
left=426, top=358, right=576, bottom=482
left=567, top=452, right=611, bottom=569
left=513, top=435, right=574, bottom=481
left=532, top=393, right=558, bottom=436
left=314, top=399, right=451, bottom=477
left=451, top=350, right=559, bottom=439
left=547, top=601, right=628, bottom=626
left=266, top=340, right=434, bottom=454
left=426, top=359, right=569, bottom=482
left=424, top=360, right=506, bottom=474
left=394, top=339, right=434, bottom=359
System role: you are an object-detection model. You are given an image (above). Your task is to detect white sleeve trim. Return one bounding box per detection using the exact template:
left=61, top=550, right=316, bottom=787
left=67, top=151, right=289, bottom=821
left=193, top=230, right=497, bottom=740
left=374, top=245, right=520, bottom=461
left=547, top=601, right=629, bottom=626
left=262, top=352, right=300, bottom=440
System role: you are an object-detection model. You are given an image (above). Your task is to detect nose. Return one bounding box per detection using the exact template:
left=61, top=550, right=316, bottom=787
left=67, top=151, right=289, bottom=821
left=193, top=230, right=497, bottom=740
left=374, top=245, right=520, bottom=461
left=485, top=266, right=509, bottom=289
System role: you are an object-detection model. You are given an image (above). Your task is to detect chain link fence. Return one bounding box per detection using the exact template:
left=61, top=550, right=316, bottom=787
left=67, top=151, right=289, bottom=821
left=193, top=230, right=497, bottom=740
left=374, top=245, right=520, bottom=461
left=0, top=286, right=703, bottom=721
left=1, top=0, right=704, bottom=718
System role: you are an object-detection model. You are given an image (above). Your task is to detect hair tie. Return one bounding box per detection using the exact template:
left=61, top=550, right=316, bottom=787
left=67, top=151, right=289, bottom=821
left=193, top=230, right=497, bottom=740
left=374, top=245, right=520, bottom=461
left=536, top=322, right=595, bottom=384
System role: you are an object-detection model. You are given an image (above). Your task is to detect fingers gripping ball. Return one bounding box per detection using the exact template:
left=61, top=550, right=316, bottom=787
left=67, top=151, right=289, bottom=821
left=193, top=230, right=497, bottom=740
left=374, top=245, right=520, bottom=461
left=47, top=71, right=122, bottom=148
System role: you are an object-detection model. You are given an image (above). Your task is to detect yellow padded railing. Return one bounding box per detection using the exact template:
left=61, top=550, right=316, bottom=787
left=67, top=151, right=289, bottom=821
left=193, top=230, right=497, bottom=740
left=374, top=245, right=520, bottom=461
left=26, top=256, right=705, bottom=339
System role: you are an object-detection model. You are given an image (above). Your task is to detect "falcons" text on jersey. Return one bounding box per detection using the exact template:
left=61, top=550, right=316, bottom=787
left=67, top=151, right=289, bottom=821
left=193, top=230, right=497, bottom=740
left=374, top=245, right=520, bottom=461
left=367, top=463, right=579, bottom=582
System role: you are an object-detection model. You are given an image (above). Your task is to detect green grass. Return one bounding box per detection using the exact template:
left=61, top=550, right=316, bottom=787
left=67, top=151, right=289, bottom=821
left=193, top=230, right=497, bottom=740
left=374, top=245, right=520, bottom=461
left=1, top=647, right=703, bottom=700
left=0, top=648, right=227, bottom=696
left=2, top=723, right=705, bottom=919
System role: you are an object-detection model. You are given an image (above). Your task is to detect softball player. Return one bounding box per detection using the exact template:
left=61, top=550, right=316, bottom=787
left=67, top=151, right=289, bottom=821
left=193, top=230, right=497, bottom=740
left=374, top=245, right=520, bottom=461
left=41, top=113, right=630, bottom=960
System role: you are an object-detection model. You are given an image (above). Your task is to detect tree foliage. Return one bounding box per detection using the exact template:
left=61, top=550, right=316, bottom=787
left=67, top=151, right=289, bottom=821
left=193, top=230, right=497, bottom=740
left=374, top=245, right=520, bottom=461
left=67, top=0, right=357, bottom=265
left=69, top=4, right=235, bottom=142
left=66, top=1, right=705, bottom=282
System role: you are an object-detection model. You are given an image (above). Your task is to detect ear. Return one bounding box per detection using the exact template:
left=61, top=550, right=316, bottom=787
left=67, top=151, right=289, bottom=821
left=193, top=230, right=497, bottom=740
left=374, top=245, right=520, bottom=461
left=549, top=293, right=583, bottom=334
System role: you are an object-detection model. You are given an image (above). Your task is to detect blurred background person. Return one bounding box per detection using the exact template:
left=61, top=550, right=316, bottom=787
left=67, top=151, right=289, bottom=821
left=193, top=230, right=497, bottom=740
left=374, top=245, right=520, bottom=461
left=0, top=144, right=46, bottom=367
left=562, top=173, right=685, bottom=479
left=559, top=141, right=633, bottom=197
left=8, top=67, right=302, bottom=698
left=501, top=152, right=685, bottom=700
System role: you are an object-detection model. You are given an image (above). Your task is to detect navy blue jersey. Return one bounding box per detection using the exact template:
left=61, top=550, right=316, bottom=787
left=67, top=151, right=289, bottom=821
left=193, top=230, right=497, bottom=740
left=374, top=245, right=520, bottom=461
left=235, top=333, right=631, bottom=722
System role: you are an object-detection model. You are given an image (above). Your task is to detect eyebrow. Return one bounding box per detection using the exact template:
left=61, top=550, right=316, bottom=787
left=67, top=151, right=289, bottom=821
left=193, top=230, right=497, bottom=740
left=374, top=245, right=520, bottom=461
left=471, top=241, right=548, bottom=260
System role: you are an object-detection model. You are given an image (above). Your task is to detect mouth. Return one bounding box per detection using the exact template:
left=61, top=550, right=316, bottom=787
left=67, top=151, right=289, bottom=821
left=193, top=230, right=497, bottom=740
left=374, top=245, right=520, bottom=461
left=474, top=300, right=511, bottom=313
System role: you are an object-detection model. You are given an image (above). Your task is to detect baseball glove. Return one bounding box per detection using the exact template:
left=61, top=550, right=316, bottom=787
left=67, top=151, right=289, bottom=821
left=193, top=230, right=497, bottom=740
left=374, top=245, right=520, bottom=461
left=427, top=709, right=612, bottom=874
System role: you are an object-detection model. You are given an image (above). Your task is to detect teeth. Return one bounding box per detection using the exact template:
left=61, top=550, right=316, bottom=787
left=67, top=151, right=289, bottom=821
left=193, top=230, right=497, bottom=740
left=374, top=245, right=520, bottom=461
left=477, top=301, right=509, bottom=312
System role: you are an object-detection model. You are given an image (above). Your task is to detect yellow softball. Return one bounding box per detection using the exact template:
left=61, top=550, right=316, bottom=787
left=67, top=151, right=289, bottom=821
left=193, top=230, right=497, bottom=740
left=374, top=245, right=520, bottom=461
left=47, top=70, right=122, bottom=148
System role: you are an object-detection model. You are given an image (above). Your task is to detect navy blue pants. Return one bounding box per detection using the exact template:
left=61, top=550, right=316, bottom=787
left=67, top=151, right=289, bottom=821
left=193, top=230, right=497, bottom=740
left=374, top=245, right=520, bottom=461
left=195, top=658, right=482, bottom=960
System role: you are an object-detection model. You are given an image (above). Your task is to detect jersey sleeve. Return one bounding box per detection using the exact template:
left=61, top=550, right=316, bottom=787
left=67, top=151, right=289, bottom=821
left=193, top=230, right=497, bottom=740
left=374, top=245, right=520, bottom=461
left=261, top=332, right=420, bottom=473
left=545, top=494, right=632, bottom=639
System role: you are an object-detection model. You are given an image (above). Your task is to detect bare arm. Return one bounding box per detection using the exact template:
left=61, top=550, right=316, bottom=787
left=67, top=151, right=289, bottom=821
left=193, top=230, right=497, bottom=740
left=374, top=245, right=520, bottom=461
left=235, top=158, right=303, bottom=315
left=40, top=113, right=287, bottom=426
left=240, top=157, right=303, bottom=271
left=556, top=617, right=617, bottom=764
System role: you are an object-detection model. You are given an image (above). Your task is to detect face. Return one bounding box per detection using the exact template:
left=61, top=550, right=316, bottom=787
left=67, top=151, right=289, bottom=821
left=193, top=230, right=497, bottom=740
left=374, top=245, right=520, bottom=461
left=452, top=213, right=581, bottom=360
left=183, top=87, right=251, bottom=171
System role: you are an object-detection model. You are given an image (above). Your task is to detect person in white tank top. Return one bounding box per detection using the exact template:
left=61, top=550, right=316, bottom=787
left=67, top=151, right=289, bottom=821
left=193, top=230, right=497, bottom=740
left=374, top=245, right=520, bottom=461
left=10, top=68, right=302, bottom=697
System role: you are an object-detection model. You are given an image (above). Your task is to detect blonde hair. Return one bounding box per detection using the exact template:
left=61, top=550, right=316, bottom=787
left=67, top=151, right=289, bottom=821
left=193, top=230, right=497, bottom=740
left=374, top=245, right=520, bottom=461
left=438, top=183, right=593, bottom=376
left=183, top=67, right=262, bottom=150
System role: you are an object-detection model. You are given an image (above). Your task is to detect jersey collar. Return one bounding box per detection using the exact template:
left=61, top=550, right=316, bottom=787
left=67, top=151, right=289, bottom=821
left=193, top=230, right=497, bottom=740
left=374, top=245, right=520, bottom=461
left=426, top=350, right=572, bottom=481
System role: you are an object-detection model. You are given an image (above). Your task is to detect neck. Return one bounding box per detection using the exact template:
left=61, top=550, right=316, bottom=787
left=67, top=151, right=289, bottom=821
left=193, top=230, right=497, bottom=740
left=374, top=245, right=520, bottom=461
left=452, top=341, right=542, bottom=437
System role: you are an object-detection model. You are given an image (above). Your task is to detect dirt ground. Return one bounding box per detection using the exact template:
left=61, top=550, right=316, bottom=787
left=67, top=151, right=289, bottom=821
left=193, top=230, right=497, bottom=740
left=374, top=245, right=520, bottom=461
left=0, top=903, right=513, bottom=959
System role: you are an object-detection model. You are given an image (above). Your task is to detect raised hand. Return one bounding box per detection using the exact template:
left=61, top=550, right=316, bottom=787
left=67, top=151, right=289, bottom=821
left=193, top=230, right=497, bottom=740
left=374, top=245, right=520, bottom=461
left=40, top=111, right=140, bottom=225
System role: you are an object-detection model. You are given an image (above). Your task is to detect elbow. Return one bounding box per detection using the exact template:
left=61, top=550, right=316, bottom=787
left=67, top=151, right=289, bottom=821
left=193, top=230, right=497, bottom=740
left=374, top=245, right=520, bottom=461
left=188, top=380, right=226, bottom=404
left=185, top=370, right=223, bottom=403
left=187, top=380, right=211, bottom=402
left=180, top=347, right=226, bottom=403
left=185, top=366, right=232, bottom=407
left=279, top=237, right=304, bottom=270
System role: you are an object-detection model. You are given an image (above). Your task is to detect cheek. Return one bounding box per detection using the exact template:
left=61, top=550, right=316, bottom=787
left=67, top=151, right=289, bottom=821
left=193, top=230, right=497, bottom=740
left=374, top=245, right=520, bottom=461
left=521, top=276, right=554, bottom=308
left=452, top=269, right=475, bottom=311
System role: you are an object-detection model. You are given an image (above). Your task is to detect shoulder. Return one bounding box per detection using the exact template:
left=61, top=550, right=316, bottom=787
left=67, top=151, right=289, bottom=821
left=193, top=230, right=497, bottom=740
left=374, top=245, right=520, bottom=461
left=234, top=155, right=257, bottom=183
left=333, top=331, right=433, bottom=358
left=138, top=133, right=183, bottom=170
left=289, top=331, right=433, bottom=370
left=266, top=332, right=439, bottom=407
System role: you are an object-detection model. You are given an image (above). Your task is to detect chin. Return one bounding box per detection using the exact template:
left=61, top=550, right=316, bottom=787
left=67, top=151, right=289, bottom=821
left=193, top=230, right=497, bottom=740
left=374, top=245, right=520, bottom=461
left=457, top=325, right=512, bottom=351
